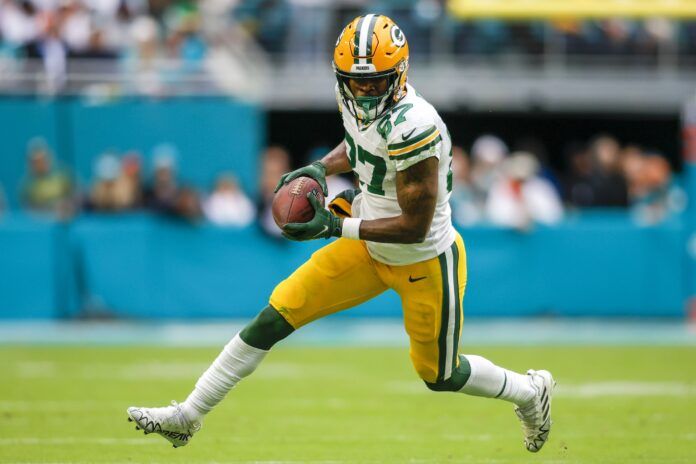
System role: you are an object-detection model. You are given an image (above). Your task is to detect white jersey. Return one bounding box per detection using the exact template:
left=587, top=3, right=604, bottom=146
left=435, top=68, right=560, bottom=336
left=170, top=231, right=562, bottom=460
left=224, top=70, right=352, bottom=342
left=339, top=83, right=456, bottom=265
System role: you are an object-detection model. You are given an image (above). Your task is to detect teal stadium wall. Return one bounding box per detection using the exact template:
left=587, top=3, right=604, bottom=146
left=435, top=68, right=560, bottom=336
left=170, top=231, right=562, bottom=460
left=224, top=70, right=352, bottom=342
left=0, top=98, right=690, bottom=319
left=0, top=97, right=263, bottom=208
left=0, top=213, right=687, bottom=319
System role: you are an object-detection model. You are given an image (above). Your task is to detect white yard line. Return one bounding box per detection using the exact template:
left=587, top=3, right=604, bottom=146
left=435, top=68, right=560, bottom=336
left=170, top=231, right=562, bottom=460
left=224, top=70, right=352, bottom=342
left=0, top=437, right=153, bottom=446
left=387, top=380, right=696, bottom=397
left=1, top=461, right=448, bottom=464
left=0, top=400, right=128, bottom=411
left=558, top=381, right=696, bottom=398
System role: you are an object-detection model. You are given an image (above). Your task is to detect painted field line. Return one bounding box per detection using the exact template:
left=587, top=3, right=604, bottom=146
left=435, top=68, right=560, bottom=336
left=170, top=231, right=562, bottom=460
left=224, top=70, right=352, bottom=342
left=387, top=380, right=696, bottom=397
left=8, top=461, right=447, bottom=464
left=0, top=437, right=153, bottom=446
left=0, top=400, right=129, bottom=411
left=558, top=381, right=696, bottom=397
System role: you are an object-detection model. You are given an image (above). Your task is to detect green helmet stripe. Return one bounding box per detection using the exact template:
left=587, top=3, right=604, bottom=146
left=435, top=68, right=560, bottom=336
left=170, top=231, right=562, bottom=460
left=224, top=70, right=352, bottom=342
left=353, top=15, right=365, bottom=59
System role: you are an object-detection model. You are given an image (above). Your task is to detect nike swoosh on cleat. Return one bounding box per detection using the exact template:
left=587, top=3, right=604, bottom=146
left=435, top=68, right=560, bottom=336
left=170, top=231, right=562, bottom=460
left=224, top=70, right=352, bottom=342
left=408, top=275, right=427, bottom=283
left=401, top=128, right=416, bottom=140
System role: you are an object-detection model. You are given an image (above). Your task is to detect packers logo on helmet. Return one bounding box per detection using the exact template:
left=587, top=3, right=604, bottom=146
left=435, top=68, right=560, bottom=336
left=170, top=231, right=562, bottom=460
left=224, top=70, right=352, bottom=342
left=333, top=14, right=409, bottom=126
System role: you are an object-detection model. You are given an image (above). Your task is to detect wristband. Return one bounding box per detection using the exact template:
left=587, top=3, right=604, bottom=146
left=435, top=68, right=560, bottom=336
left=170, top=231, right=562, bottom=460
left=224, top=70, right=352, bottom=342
left=341, top=218, right=362, bottom=240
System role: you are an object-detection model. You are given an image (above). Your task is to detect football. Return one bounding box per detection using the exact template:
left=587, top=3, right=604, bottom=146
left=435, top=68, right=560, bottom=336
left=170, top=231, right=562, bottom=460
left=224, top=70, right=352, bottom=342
left=272, top=176, right=325, bottom=228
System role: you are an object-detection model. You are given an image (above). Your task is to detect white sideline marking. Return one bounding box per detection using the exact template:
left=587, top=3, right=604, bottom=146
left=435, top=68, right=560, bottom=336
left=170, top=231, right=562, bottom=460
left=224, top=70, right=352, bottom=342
left=386, top=380, right=696, bottom=397
left=14, top=361, right=326, bottom=380
left=558, top=381, right=696, bottom=398
left=0, top=461, right=447, bottom=464
left=0, top=400, right=127, bottom=411
left=0, top=437, right=153, bottom=446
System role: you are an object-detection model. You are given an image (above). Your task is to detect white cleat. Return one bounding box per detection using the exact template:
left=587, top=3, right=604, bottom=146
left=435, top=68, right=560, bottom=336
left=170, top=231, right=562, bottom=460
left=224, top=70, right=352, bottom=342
left=514, top=369, right=555, bottom=453
left=126, top=401, right=201, bottom=448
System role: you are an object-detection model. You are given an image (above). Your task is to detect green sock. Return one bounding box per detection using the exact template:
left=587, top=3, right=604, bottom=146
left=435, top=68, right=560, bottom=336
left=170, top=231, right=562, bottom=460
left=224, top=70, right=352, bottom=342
left=239, top=306, right=294, bottom=350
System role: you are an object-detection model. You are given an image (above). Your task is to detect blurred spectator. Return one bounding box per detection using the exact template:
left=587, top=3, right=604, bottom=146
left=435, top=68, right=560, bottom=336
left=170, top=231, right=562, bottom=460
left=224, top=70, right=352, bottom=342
left=563, top=142, right=595, bottom=207
left=0, top=0, right=40, bottom=54
left=21, top=138, right=74, bottom=216
left=40, top=12, right=68, bottom=92
left=625, top=153, right=685, bottom=225
left=123, top=14, right=163, bottom=95
left=449, top=145, right=482, bottom=226
left=258, top=145, right=290, bottom=237
left=486, top=151, right=563, bottom=230
left=620, top=144, right=646, bottom=201
left=514, top=136, right=561, bottom=195
left=589, top=135, right=629, bottom=207
left=164, top=2, right=207, bottom=72
left=121, top=151, right=144, bottom=207
left=234, top=0, right=291, bottom=56
left=144, top=144, right=179, bottom=213
left=1, top=1, right=695, bottom=86
left=59, top=0, right=92, bottom=55
left=470, top=134, right=508, bottom=208
left=204, top=173, right=256, bottom=226
left=86, top=151, right=139, bottom=212
left=172, top=185, right=203, bottom=222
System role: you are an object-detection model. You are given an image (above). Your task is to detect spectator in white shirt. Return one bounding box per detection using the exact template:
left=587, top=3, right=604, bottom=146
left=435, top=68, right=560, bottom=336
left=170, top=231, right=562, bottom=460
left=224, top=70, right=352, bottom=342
left=486, top=151, right=564, bottom=230
left=470, top=134, right=508, bottom=208
left=204, top=173, right=255, bottom=227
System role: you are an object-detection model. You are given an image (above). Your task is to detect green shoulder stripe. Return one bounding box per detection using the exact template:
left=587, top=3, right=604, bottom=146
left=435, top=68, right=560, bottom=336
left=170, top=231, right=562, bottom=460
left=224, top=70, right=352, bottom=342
left=390, top=135, right=442, bottom=161
left=387, top=126, right=437, bottom=151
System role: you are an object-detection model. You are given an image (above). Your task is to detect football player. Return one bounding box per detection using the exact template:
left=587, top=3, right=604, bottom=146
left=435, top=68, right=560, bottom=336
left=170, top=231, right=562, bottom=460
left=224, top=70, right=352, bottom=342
left=127, top=14, right=555, bottom=453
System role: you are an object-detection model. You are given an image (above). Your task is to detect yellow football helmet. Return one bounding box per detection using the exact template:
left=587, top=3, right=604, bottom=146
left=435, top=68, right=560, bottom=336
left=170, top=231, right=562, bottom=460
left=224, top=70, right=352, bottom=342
left=333, top=14, right=409, bottom=125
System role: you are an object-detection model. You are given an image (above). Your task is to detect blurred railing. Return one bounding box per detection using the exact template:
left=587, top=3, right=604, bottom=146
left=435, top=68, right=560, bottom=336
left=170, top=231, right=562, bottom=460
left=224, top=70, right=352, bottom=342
left=1, top=15, right=695, bottom=111
left=0, top=57, right=219, bottom=96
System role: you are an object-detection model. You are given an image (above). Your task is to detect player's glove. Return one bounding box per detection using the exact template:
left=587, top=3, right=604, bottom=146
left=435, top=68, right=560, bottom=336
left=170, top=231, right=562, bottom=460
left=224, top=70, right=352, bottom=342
left=282, top=193, right=342, bottom=241
left=274, top=161, right=328, bottom=196
left=328, top=188, right=360, bottom=218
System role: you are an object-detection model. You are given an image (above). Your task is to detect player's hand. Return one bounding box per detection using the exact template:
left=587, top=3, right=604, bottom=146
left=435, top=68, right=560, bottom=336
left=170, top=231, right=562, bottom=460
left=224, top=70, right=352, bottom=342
left=282, top=193, right=342, bottom=241
left=333, top=188, right=359, bottom=204
left=328, top=188, right=360, bottom=218
left=275, top=161, right=328, bottom=196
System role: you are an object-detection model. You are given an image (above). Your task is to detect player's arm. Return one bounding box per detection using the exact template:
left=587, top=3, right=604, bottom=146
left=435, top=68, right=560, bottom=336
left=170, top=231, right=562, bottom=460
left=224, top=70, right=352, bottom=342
left=319, top=141, right=352, bottom=176
left=282, top=157, right=437, bottom=243
left=356, top=157, right=438, bottom=244
left=275, top=141, right=351, bottom=195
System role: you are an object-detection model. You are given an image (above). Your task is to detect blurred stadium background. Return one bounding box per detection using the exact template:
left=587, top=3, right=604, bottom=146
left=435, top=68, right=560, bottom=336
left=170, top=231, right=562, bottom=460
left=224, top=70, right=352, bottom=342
left=1, top=0, right=696, bottom=463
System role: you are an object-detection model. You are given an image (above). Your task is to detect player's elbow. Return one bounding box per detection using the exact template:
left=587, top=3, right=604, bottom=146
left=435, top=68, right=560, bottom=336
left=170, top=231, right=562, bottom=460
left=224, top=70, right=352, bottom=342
left=399, top=228, right=426, bottom=244
left=410, top=232, right=427, bottom=244
left=401, top=220, right=429, bottom=243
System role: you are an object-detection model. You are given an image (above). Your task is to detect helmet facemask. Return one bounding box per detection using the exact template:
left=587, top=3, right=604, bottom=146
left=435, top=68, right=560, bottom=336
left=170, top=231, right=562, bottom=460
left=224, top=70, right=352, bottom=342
left=334, top=67, right=400, bottom=127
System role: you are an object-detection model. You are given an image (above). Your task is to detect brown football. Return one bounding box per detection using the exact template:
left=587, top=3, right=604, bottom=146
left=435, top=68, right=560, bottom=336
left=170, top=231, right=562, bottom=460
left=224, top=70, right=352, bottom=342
left=272, top=176, right=325, bottom=228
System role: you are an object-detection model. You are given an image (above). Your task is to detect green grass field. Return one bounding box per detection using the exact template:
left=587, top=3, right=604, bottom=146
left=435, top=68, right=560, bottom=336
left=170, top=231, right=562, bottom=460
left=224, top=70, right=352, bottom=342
left=1, top=345, right=695, bottom=463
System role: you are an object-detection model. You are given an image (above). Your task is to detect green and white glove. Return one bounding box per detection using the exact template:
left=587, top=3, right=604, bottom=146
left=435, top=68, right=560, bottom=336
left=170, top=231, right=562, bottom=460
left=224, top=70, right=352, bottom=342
left=275, top=161, right=328, bottom=196
left=282, top=193, right=342, bottom=241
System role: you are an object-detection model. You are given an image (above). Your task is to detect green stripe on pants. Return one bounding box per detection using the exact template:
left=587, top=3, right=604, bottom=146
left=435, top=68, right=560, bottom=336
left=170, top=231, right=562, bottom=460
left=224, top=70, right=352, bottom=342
left=450, top=241, right=462, bottom=376
left=437, top=250, right=450, bottom=382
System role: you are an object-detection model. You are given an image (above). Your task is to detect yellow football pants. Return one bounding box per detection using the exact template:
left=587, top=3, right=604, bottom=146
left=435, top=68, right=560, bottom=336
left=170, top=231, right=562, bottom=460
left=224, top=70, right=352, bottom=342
left=269, top=234, right=466, bottom=384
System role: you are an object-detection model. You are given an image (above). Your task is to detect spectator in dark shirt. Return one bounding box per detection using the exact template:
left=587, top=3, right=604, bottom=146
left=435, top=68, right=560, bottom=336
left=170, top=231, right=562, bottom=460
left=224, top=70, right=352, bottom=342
left=589, top=135, right=628, bottom=207
left=144, top=145, right=179, bottom=213
left=563, top=142, right=595, bottom=207
left=171, top=185, right=203, bottom=223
